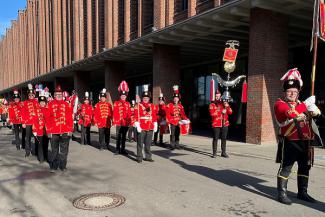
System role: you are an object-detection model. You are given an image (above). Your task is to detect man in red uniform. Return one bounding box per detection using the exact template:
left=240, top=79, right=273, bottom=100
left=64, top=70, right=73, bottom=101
left=127, top=100, right=137, bottom=142
left=94, top=88, right=113, bottom=151
left=33, top=90, right=50, bottom=163
left=46, top=85, right=73, bottom=172
left=113, top=81, right=131, bottom=155
left=21, top=84, right=39, bottom=157
left=78, top=92, right=93, bottom=145
left=209, top=89, right=233, bottom=158
left=8, top=90, right=23, bottom=150
left=153, top=93, right=168, bottom=146
left=166, top=85, right=190, bottom=150
left=274, top=68, right=321, bottom=205
left=134, top=85, right=158, bottom=163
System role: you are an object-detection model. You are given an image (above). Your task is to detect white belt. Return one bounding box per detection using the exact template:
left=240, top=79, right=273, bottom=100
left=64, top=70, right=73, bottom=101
left=140, top=117, right=151, bottom=120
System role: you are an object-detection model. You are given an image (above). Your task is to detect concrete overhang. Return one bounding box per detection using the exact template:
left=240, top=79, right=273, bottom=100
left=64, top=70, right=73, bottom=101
left=1, top=0, right=314, bottom=94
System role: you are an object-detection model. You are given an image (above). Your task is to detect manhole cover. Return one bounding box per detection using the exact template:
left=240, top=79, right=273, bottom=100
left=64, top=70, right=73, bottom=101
left=73, top=193, right=125, bottom=211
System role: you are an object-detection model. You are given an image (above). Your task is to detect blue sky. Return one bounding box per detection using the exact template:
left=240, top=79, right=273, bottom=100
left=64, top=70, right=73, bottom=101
left=0, top=1, right=26, bottom=37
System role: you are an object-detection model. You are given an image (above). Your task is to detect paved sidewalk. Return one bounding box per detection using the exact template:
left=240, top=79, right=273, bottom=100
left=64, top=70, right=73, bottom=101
left=0, top=127, right=324, bottom=217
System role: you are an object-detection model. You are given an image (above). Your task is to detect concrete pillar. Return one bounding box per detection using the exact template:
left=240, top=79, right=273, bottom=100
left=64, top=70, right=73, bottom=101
left=104, top=61, right=124, bottom=102
left=152, top=44, right=180, bottom=104
left=246, top=8, right=288, bottom=144
left=74, top=72, right=91, bottom=101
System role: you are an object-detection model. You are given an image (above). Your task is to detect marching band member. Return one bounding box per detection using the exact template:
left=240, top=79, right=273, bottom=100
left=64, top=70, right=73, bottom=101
left=113, top=81, right=131, bottom=155
left=166, top=85, right=190, bottom=150
left=46, top=85, right=74, bottom=172
left=274, top=68, right=321, bottom=205
left=8, top=90, right=23, bottom=150
left=209, top=89, right=233, bottom=158
left=78, top=92, right=93, bottom=145
left=128, top=100, right=137, bottom=142
left=94, top=88, right=113, bottom=151
left=153, top=93, right=168, bottom=146
left=134, top=85, right=158, bottom=163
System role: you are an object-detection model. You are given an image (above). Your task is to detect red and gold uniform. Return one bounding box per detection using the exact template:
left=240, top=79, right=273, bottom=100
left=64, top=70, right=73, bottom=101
left=8, top=101, right=23, bottom=125
left=94, top=101, right=113, bottom=128
left=157, top=104, right=169, bottom=134
left=130, top=104, right=136, bottom=127
left=78, top=103, right=93, bottom=127
left=33, top=106, right=49, bottom=137
left=113, top=100, right=131, bottom=127
left=134, top=102, right=157, bottom=131
left=274, top=99, right=313, bottom=140
left=21, top=99, right=39, bottom=126
left=166, top=103, right=188, bottom=126
left=209, top=101, right=233, bottom=128
left=46, top=99, right=74, bottom=135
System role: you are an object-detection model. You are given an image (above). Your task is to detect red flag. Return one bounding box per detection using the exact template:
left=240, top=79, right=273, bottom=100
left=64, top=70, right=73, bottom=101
left=320, top=0, right=325, bottom=41
left=241, top=80, right=247, bottom=103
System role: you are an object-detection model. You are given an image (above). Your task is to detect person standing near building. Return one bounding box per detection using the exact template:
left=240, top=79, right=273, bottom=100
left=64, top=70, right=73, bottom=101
left=134, top=85, right=158, bottom=163
left=33, top=90, right=50, bottom=163
left=8, top=90, right=23, bottom=150
left=153, top=93, right=168, bottom=146
left=113, top=81, right=131, bottom=155
left=167, top=85, right=190, bottom=150
left=274, top=68, right=321, bottom=205
left=128, top=100, right=137, bottom=142
left=21, top=84, right=39, bottom=157
left=78, top=92, right=93, bottom=146
left=94, top=88, right=113, bottom=151
left=46, top=85, right=74, bottom=172
left=209, top=89, right=233, bottom=158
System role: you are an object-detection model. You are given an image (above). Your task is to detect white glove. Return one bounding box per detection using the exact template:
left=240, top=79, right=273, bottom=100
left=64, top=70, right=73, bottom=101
left=135, top=122, right=142, bottom=133
left=304, top=96, right=316, bottom=107
left=48, top=133, right=52, bottom=138
left=307, top=104, right=321, bottom=116
left=222, top=109, right=227, bottom=114
left=153, top=122, right=158, bottom=133
left=179, top=119, right=190, bottom=125
left=33, top=132, right=37, bottom=137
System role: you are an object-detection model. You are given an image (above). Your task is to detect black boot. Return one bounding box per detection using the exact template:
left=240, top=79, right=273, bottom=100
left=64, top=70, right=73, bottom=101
left=277, top=177, right=292, bottom=205
left=212, top=142, right=217, bottom=158
left=221, top=142, right=229, bottom=158
left=297, top=176, right=316, bottom=203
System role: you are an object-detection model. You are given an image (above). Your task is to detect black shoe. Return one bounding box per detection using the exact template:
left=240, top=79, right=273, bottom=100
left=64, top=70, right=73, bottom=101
left=16, top=146, right=20, bottom=150
left=278, top=192, right=292, bottom=205
left=115, top=149, right=120, bottom=155
left=120, top=150, right=128, bottom=155
left=221, top=153, right=229, bottom=158
left=144, top=158, right=154, bottom=162
left=297, top=192, right=316, bottom=203
left=137, top=159, right=142, bottom=163
left=212, top=154, right=217, bottom=158
left=25, top=153, right=30, bottom=157
left=60, top=168, right=67, bottom=172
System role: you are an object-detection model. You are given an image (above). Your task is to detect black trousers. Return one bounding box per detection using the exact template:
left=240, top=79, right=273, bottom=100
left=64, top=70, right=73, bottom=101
left=116, top=126, right=129, bottom=152
left=35, top=135, right=49, bottom=162
left=49, top=134, right=70, bottom=170
left=99, top=127, right=110, bottom=149
left=24, top=125, right=33, bottom=155
left=21, top=127, right=26, bottom=149
left=278, top=139, right=311, bottom=179
left=153, top=125, right=163, bottom=144
left=137, top=130, right=153, bottom=160
left=81, top=125, right=91, bottom=145
left=212, top=126, right=228, bottom=153
left=13, top=124, right=22, bottom=148
left=128, top=126, right=137, bottom=142
left=170, top=125, right=180, bottom=147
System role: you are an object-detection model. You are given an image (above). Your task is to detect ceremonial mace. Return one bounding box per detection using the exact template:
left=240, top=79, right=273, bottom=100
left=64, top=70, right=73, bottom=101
left=212, top=40, right=246, bottom=102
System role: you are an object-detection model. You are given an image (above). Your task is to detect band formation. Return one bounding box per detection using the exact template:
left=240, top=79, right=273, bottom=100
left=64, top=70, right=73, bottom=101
left=0, top=68, right=322, bottom=205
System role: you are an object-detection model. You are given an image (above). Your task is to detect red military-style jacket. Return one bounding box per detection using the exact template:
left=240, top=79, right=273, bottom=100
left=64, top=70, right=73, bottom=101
left=209, top=101, right=233, bottom=128
left=21, top=99, right=39, bottom=125
left=130, top=105, right=136, bottom=127
left=157, top=104, right=167, bottom=126
left=8, top=101, right=23, bottom=124
left=78, top=103, right=93, bottom=127
left=113, top=100, right=131, bottom=127
left=166, top=103, right=188, bottom=126
left=46, top=99, right=74, bottom=134
left=274, top=98, right=313, bottom=140
left=94, top=101, right=113, bottom=128
left=134, top=102, right=157, bottom=131
left=33, top=106, right=49, bottom=136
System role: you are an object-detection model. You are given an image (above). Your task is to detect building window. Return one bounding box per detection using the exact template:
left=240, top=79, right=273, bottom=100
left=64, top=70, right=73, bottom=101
left=175, top=0, right=188, bottom=13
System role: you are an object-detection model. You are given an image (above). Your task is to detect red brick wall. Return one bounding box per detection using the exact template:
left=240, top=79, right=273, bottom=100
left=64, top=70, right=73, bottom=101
left=246, top=8, right=288, bottom=144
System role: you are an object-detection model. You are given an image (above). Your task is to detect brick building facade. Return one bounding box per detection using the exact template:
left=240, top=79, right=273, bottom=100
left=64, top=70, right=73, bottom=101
left=0, top=0, right=324, bottom=144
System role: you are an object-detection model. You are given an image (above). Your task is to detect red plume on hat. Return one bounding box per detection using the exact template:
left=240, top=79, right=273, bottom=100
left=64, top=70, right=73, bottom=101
left=118, top=81, right=129, bottom=95
left=281, top=68, right=303, bottom=91
left=13, top=89, right=20, bottom=99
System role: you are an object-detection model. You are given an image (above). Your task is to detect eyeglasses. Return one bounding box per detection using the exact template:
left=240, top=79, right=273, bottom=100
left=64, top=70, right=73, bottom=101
left=286, top=90, right=299, bottom=95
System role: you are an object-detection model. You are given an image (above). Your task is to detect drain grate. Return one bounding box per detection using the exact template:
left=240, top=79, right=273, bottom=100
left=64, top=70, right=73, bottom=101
left=73, top=193, right=125, bottom=211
